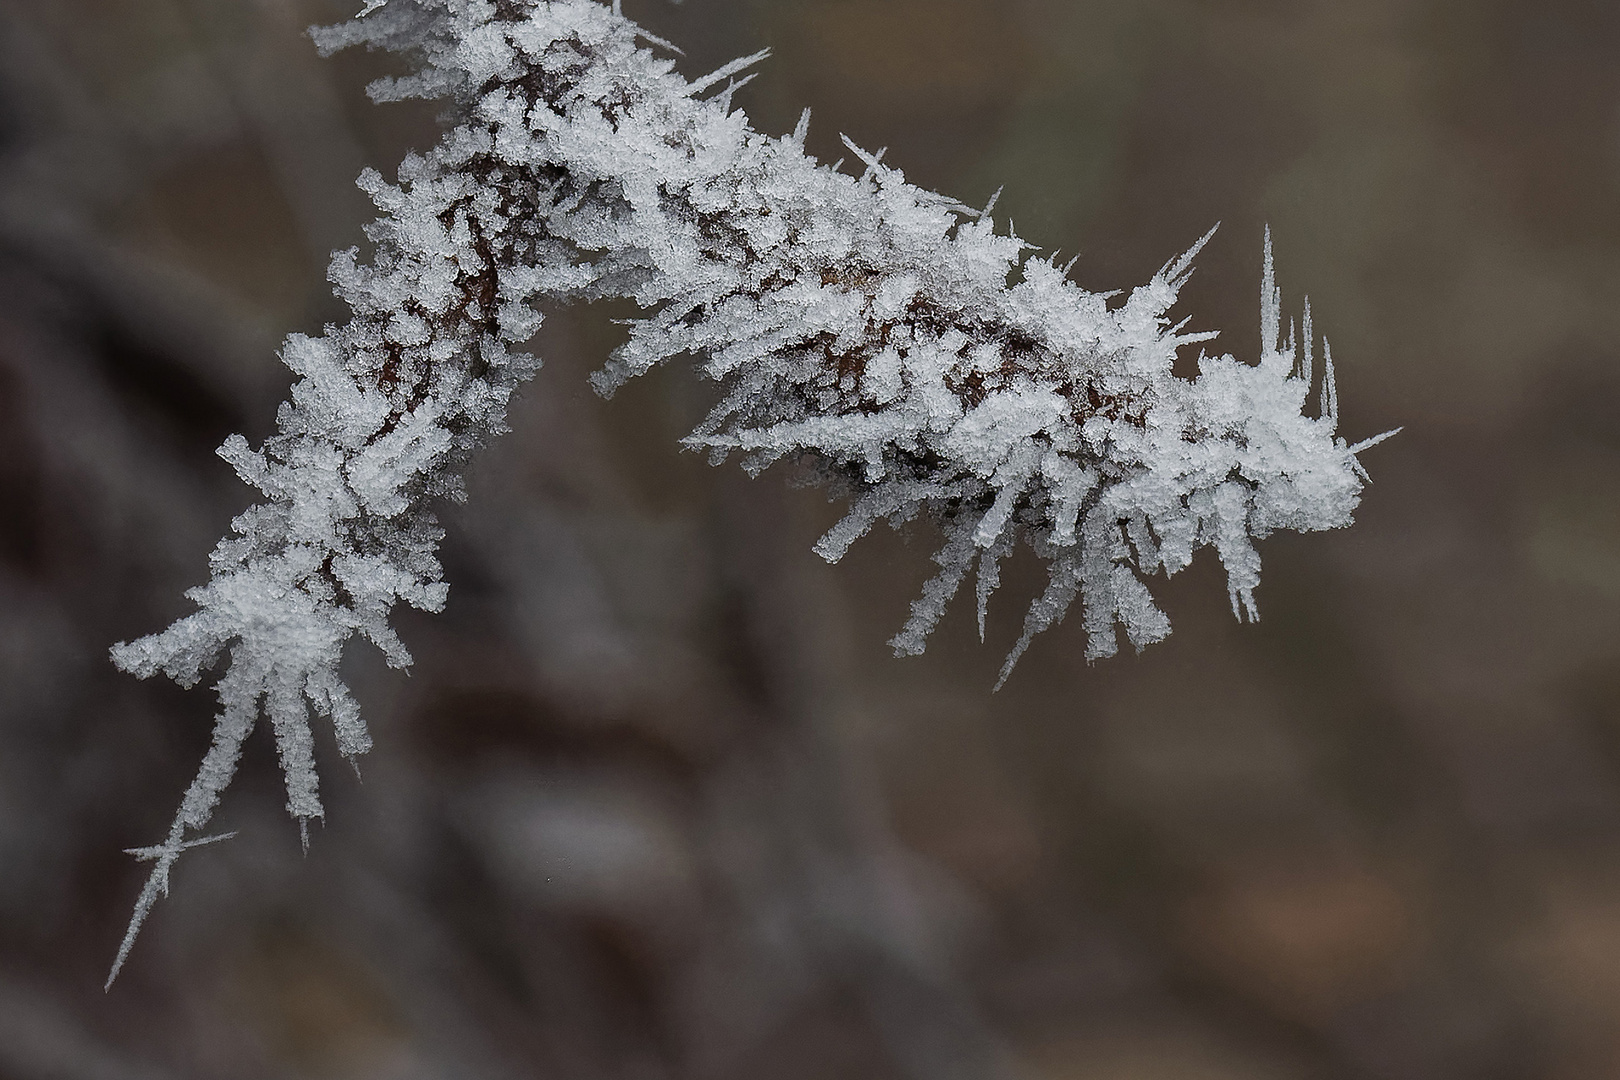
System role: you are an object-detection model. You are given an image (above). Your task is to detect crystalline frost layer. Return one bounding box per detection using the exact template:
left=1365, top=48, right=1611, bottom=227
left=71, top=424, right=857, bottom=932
left=105, top=0, right=1381, bottom=984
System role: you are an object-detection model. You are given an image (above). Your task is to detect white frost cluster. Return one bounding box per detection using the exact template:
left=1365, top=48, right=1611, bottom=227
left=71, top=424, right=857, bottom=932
left=106, top=0, right=1390, bottom=984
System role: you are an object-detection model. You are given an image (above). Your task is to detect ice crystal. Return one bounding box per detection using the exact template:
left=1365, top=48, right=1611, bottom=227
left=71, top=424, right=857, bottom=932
left=105, top=0, right=1392, bottom=985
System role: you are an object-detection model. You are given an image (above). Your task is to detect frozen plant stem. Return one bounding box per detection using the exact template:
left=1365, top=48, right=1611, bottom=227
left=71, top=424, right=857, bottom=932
left=105, top=0, right=1393, bottom=986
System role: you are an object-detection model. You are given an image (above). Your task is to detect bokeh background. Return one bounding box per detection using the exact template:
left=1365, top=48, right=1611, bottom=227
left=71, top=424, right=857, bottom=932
left=2, top=0, right=1619, bottom=1077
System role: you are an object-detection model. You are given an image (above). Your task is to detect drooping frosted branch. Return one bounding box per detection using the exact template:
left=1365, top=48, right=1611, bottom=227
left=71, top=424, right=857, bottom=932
left=105, top=0, right=1390, bottom=985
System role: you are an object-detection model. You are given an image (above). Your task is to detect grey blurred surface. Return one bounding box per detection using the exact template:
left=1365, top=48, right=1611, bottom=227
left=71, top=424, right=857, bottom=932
left=2, top=0, right=1619, bottom=1077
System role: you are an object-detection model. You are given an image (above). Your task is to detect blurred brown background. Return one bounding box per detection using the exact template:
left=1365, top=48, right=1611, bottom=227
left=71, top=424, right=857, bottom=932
left=1, top=0, right=1618, bottom=1077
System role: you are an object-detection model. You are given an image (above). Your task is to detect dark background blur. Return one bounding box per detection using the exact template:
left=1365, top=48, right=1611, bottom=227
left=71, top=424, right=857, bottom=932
left=2, top=0, right=1619, bottom=1077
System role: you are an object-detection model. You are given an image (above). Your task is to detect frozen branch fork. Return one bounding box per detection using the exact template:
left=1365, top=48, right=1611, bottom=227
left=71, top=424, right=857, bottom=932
left=105, top=0, right=1390, bottom=985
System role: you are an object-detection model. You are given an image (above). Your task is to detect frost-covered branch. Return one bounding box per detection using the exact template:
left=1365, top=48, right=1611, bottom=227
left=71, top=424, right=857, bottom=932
left=106, top=0, right=1389, bottom=985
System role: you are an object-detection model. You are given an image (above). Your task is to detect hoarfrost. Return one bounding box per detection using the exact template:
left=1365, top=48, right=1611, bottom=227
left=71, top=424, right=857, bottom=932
left=105, top=0, right=1392, bottom=984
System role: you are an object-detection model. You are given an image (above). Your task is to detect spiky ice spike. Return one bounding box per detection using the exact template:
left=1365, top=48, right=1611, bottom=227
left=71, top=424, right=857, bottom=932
left=106, top=0, right=1391, bottom=984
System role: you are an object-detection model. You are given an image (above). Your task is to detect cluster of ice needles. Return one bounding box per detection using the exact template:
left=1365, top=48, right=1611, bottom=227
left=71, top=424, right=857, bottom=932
left=104, top=0, right=1393, bottom=985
